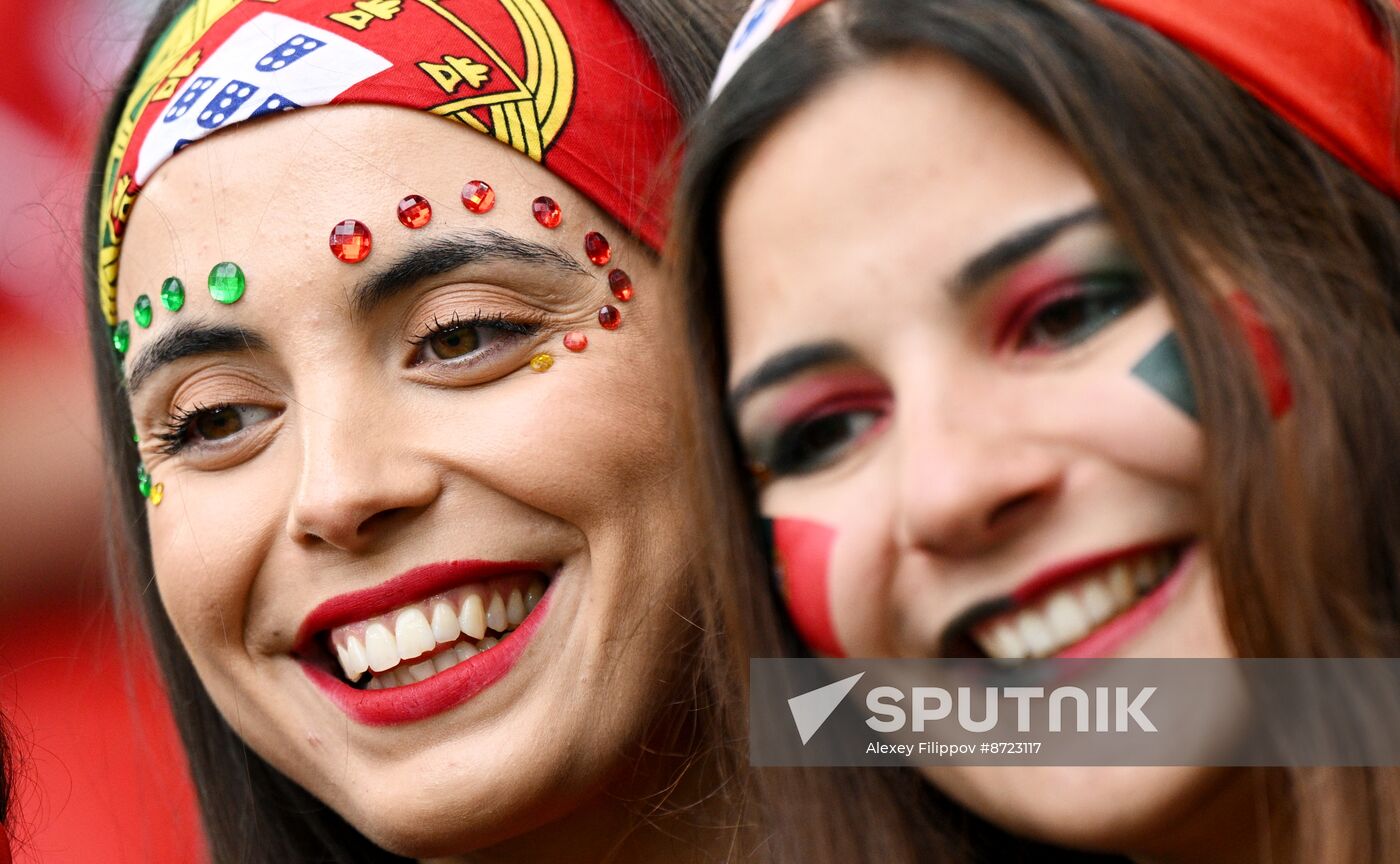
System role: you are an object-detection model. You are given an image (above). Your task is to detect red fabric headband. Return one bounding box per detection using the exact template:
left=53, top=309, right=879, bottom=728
left=99, top=0, right=680, bottom=326
left=712, top=0, right=1399, bottom=198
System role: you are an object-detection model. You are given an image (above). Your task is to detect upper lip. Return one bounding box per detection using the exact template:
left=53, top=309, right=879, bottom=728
left=935, top=537, right=1187, bottom=656
left=293, top=559, right=553, bottom=654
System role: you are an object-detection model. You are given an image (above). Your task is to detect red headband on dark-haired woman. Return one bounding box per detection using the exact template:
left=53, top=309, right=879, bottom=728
left=97, top=0, right=680, bottom=327
left=711, top=0, right=1399, bottom=198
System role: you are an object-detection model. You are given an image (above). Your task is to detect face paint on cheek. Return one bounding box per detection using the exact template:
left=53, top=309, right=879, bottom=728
left=766, top=516, right=845, bottom=657
left=1131, top=332, right=1198, bottom=419
left=1226, top=292, right=1292, bottom=417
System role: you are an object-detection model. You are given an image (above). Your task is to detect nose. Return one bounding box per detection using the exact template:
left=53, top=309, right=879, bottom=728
left=894, top=414, right=1063, bottom=558
left=286, top=410, right=441, bottom=552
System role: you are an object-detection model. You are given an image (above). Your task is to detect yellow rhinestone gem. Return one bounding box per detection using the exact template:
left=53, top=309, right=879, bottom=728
left=529, top=353, right=554, bottom=372
left=149, top=482, right=165, bottom=507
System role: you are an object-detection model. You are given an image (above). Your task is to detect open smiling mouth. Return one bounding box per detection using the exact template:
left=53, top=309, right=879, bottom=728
left=324, top=575, right=547, bottom=690
left=939, top=541, right=1191, bottom=660
left=295, top=561, right=555, bottom=724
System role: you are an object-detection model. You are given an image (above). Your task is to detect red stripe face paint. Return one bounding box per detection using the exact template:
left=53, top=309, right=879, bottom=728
left=771, top=517, right=844, bottom=657
left=1226, top=292, right=1292, bottom=418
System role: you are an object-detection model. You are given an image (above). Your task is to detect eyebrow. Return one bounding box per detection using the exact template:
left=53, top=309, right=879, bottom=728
left=128, top=322, right=268, bottom=395
left=728, top=341, right=857, bottom=413
left=349, top=229, right=589, bottom=319
left=725, top=205, right=1108, bottom=411
left=951, top=204, right=1106, bottom=300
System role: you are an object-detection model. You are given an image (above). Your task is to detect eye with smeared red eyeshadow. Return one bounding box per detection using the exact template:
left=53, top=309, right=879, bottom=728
left=991, top=265, right=1149, bottom=354
left=742, top=372, right=892, bottom=479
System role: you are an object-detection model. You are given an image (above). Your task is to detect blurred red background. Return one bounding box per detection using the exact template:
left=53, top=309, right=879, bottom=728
left=0, top=1, right=204, bottom=860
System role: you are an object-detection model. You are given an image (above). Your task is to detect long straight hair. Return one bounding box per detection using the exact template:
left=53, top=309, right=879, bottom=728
left=82, top=1, right=747, bottom=861
left=671, top=1, right=1400, bottom=862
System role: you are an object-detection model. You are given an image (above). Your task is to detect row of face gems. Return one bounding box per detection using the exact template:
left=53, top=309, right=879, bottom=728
left=326, top=181, right=642, bottom=368
left=331, top=579, right=546, bottom=686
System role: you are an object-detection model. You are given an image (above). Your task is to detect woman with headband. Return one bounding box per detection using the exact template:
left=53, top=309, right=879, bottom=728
left=675, top=0, right=1400, bottom=861
left=81, top=0, right=763, bottom=860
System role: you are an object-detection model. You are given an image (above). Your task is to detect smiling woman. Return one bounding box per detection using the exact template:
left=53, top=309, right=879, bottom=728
left=83, top=0, right=748, bottom=861
left=674, top=0, right=1400, bottom=862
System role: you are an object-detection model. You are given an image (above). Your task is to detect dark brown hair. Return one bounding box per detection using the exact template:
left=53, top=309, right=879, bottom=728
left=81, top=1, right=751, bottom=861
left=671, top=0, right=1400, bottom=862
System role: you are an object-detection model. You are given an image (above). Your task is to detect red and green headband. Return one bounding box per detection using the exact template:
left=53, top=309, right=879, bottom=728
left=98, top=0, right=680, bottom=327
left=711, top=0, right=1399, bottom=199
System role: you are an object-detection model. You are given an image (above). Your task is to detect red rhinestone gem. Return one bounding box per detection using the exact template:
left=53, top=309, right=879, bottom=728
left=532, top=196, right=562, bottom=228
left=397, top=194, right=432, bottom=228
left=598, top=305, right=621, bottom=330
left=563, top=331, right=589, bottom=352
left=329, top=219, right=372, bottom=263
left=583, top=231, right=611, bottom=266
left=608, top=269, right=634, bottom=302
left=462, top=180, right=495, bottom=214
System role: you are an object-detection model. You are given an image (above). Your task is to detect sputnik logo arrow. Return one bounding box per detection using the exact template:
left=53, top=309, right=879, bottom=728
left=788, top=672, right=864, bottom=745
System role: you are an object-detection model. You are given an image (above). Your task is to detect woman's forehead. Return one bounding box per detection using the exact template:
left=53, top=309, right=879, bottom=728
left=115, top=104, right=619, bottom=310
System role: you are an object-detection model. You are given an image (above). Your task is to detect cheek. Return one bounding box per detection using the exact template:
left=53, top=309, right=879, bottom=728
left=148, top=465, right=286, bottom=656
left=1028, top=363, right=1205, bottom=487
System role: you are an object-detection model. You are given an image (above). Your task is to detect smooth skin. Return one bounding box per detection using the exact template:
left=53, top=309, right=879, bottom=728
left=119, top=105, right=715, bottom=862
left=721, top=53, right=1256, bottom=863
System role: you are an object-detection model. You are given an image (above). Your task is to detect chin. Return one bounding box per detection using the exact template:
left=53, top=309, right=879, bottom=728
left=930, top=763, right=1238, bottom=854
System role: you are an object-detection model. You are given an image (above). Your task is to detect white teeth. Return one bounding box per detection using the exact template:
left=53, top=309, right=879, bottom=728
left=345, top=635, right=369, bottom=678
left=431, top=652, right=458, bottom=674
left=407, top=659, right=435, bottom=682
left=478, top=636, right=499, bottom=651
left=486, top=592, right=507, bottom=633
left=395, top=608, right=436, bottom=661
left=335, top=643, right=352, bottom=677
left=1080, top=580, right=1116, bottom=625
left=453, top=642, right=478, bottom=662
left=1044, top=593, right=1090, bottom=645
left=506, top=589, right=526, bottom=627
left=431, top=601, right=461, bottom=644
left=366, top=676, right=383, bottom=690
left=459, top=594, right=487, bottom=640
left=969, top=548, right=1182, bottom=659
left=1017, top=611, right=1056, bottom=657
left=525, top=581, right=544, bottom=611
left=1108, top=564, right=1136, bottom=606
left=365, top=623, right=399, bottom=672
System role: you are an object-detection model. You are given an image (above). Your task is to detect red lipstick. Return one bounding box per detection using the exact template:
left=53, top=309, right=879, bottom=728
left=1008, top=540, right=1172, bottom=607
left=302, top=592, right=552, bottom=726
left=294, top=559, right=548, bottom=652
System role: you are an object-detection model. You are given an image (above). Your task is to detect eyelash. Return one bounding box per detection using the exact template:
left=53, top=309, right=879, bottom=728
left=1001, top=271, right=1148, bottom=353
left=155, top=402, right=224, bottom=456
left=406, top=309, right=544, bottom=363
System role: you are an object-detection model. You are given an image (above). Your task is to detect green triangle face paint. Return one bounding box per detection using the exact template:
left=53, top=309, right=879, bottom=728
left=1132, top=332, right=1198, bottom=419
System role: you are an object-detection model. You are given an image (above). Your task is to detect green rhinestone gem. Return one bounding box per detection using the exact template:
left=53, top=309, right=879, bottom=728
left=208, top=262, right=246, bottom=305
left=132, top=429, right=140, bottom=443
left=137, top=464, right=152, bottom=498
left=134, top=294, right=153, bottom=328
left=112, top=321, right=131, bottom=354
left=161, top=276, right=185, bottom=311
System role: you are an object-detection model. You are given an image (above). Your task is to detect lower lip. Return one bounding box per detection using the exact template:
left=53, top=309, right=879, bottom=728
left=302, top=592, right=552, bottom=726
left=1054, top=543, right=1197, bottom=660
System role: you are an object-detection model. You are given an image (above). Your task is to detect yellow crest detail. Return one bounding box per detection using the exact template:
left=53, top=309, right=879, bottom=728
left=418, top=0, right=574, bottom=163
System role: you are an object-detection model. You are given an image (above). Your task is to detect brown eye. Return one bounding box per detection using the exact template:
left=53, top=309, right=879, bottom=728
left=195, top=406, right=245, bottom=440
left=428, top=326, right=481, bottom=360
